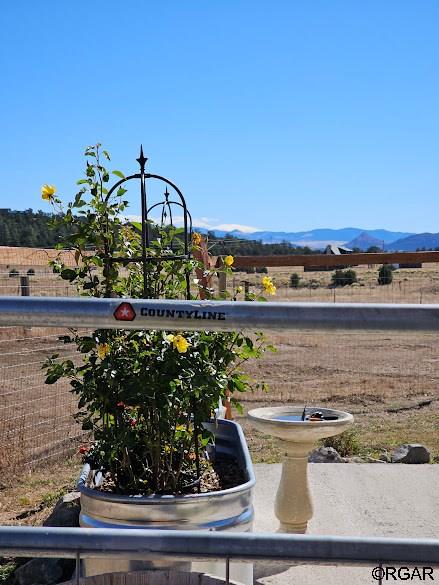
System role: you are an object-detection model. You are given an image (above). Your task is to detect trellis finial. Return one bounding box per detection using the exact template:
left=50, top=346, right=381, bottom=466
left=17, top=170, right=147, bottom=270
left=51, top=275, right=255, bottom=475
left=136, top=145, right=148, bottom=173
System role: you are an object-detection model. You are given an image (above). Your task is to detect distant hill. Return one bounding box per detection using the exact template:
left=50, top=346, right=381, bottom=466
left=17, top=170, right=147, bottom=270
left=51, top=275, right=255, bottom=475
left=0, top=209, right=425, bottom=253
left=345, top=231, right=384, bottom=251
left=386, top=233, right=439, bottom=252
left=199, top=227, right=413, bottom=249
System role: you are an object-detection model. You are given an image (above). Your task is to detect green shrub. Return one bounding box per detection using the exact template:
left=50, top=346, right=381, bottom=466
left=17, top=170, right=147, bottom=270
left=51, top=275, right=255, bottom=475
left=322, top=428, right=361, bottom=457
left=290, top=273, right=301, bottom=288
left=331, top=268, right=357, bottom=287
left=307, top=278, right=320, bottom=289
left=42, top=143, right=275, bottom=496
left=0, top=562, right=17, bottom=583
left=378, top=264, right=394, bottom=285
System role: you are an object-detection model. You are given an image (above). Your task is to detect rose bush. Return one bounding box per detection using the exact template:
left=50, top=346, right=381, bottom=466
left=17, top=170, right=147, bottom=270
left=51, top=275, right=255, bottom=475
left=43, top=144, right=275, bottom=495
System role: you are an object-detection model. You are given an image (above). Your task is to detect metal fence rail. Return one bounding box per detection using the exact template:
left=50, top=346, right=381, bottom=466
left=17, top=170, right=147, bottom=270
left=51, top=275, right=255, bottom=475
left=2, top=296, right=439, bottom=331
left=0, top=526, right=438, bottom=566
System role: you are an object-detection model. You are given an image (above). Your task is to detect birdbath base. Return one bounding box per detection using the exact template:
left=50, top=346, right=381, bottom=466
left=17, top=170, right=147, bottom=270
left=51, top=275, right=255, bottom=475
left=248, top=406, right=354, bottom=534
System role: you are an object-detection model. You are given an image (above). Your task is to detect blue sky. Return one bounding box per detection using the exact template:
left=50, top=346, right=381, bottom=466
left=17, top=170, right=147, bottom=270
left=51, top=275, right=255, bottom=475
left=1, top=1, right=438, bottom=233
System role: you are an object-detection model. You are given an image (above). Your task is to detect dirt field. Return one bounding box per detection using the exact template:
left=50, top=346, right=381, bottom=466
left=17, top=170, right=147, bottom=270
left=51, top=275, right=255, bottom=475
left=238, top=328, right=439, bottom=463
left=231, top=263, right=439, bottom=304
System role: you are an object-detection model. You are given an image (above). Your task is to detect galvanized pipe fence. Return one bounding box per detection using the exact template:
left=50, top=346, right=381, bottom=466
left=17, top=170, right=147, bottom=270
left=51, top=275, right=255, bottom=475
left=1, top=526, right=439, bottom=584
left=1, top=525, right=439, bottom=565
left=2, top=296, right=439, bottom=332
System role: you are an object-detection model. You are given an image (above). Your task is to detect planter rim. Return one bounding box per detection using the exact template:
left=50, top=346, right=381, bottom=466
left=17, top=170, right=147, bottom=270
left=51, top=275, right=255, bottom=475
left=78, top=419, right=255, bottom=504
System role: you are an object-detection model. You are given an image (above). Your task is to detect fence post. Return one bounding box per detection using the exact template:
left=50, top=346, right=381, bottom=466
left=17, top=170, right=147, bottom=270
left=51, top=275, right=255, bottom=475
left=244, top=280, right=251, bottom=301
left=20, top=276, right=30, bottom=297
left=218, top=271, right=227, bottom=296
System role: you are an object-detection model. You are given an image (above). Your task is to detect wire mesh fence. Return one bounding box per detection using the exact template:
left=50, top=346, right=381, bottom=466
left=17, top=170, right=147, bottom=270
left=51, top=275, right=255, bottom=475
left=0, top=248, right=83, bottom=471
left=0, top=328, right=82, bottom=472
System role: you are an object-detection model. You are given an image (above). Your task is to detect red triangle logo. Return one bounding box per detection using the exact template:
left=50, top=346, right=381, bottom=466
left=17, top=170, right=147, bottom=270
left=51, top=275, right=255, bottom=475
left=113, top=302, right=136, bottom=321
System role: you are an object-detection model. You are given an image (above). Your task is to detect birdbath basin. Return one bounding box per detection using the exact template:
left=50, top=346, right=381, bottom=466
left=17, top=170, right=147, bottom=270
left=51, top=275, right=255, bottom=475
left=248, top=406, right=353, bottom=533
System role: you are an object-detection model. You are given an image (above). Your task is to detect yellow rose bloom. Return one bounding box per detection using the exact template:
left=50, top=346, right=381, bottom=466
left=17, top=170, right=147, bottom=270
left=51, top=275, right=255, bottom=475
left=192, top=232, right=202, bottom=246
left=41, top=184, right=56, bottom=200
left=166, top=333, right=190, bottom=353
left=262, top=276, right=276, bottom=295
left=174, top=334, right=190, bottom=353
left=167, top=334, right=191, bottom=353
left=224, top=255, right=234, bottom=267
left=97, top=343, right=110, bottom=359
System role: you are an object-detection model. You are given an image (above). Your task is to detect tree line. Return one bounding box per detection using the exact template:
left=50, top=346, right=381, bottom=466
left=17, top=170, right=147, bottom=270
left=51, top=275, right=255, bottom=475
left=0, top=209, right=316, bottom=256
left=0, top=208, right=71, bottom=248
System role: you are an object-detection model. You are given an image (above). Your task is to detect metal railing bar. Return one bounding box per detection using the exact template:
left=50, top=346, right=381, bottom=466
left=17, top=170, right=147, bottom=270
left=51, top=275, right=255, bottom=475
left=0, top=527, right=438, bottom=566
left=2, top=297, right=439, bottom=332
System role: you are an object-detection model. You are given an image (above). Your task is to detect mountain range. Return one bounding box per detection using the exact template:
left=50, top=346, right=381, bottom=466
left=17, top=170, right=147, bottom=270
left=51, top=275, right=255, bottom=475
left=196, top=226, right=439, bottom=252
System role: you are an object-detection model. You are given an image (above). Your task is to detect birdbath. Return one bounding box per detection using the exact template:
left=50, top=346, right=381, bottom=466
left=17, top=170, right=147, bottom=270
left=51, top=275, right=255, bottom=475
left=248, top=406, right=353, bottom=533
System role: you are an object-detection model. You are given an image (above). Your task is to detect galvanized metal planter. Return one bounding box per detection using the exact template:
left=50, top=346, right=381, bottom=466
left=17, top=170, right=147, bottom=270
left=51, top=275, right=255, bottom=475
left=78, top=419, right=255, bottom=584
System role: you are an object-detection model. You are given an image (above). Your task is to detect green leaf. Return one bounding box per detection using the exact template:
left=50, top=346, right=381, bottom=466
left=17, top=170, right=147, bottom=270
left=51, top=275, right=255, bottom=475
left=117, top=187, right=127, bottom=197
left=60, top=268, right=77, bottom=282
left=112, top=170, right=125, bottom=179
left=74, top=193, right=86, bottom=207
left=230, top=398, right=244, bottom=415
left=230, top=376, right=246, bottom=392
left=79, top=337, right=96, bottom=352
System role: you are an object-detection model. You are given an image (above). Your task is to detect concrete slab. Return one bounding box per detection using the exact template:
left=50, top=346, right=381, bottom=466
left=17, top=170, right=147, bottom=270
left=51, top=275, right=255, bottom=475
left=253, top=463, right=439, bottom=584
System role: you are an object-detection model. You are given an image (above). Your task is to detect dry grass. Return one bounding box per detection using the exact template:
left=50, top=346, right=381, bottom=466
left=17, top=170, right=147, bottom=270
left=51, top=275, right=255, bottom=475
left=238, top=329, right=439, bottom=462
left=0, top=455, right=80, bottom=525
left=231, top=264, right=439, bottom=304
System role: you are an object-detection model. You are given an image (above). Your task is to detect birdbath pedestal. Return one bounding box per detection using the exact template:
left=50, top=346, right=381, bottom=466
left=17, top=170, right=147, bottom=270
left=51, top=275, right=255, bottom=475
left=248, top=406, right=353, bottom=533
